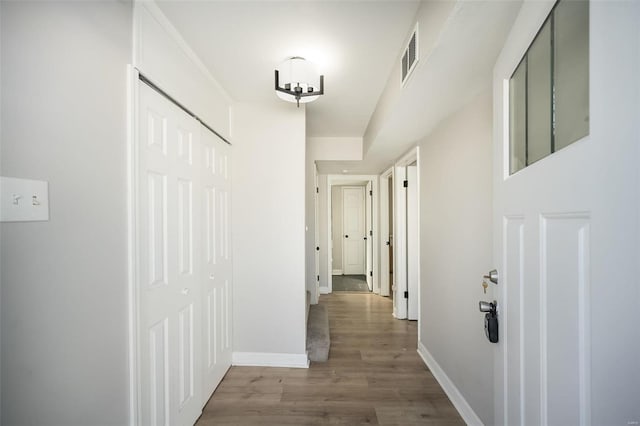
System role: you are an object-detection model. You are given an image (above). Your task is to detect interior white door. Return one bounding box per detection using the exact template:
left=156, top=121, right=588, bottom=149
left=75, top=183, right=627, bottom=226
left=493, top=3, right=640, bottom=425
left=138, top=82, right=203, bottom=426
left=201, top=127, right=232, bottom=400
left=365, top=181, right=373, bottom=291
left=393, top=167, right=407, bottom=319
left=379, top=173, right=391, bottom=297
left=406, top=165, right=419, bottom=320
left=342, top=186, right=365, bottom=275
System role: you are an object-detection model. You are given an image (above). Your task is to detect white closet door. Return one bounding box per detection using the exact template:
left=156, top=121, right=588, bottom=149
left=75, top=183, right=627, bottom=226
left=201, top=127, right=233, bottom=399
left=138, top=82, right=203, bottom=426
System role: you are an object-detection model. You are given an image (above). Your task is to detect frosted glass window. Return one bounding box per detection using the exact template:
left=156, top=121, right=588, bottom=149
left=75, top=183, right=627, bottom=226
left=554, top=0, right=589, bottom=149
left=508, top=0, right=589, bottom=175
left=527, top=21, right=552, bottom=165
left=510, top=59, right=527, bottom=174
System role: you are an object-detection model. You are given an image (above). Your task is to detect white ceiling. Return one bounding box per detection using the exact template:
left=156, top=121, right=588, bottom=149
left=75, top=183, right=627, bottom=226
left=157, top=0, right=421, bottom=138
left=317, top=1, right=523, bottom=175
left=157, top=0, right=522, bottom=176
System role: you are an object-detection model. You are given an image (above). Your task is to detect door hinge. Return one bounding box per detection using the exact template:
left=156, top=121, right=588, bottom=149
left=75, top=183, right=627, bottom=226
left=369, top=190, right=372, bottom=196
left=316, top=246, right=320, bottom=251
left=369, top=271, right=373, bottom=277
left=317, top=275, right=320, bottom=281
left=403, top=180, right=408, bottom=188
left=369, top=230, right=373, bottom=236
left=316, top=187, right=319, bottom=193
left=404, top=291, right=408, bottom=298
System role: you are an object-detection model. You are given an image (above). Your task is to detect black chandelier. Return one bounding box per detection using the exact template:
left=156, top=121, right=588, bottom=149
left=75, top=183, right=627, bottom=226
left=274, top=57, right=324, bottom=107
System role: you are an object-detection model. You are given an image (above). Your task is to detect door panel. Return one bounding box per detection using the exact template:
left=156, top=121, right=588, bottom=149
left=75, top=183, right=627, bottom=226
left=494, top=3, right=640, bottom=425
left=201, top=128, right=233, bottom=399
left=342, top=187, right=365, bottom=275
left=393, top=167, right=407, bottom=319
left=139, top=82, right=203, bottom=426
left=365, top=182, right=373, bottom=291
left=406, top=165, right=419, bottom=320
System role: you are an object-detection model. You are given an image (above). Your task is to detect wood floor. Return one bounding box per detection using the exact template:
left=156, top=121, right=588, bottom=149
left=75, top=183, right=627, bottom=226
left=196, top=293, right=464, bottom=425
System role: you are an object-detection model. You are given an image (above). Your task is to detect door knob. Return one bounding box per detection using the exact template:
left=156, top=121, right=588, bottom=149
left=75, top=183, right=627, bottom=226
left=479, top=300, right=496, bottom=313
left=484, top=269, right=499, bottom=285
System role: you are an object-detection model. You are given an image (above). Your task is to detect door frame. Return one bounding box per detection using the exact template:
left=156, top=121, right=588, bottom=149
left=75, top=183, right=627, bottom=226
left=379, top=167, right=394, bottom=297
left=392, top=147, right=421, bottom=324
left=126, top=65, right=140, bottom=426
left=325, top=175, right=378, bottom=293
left=313, top=164, right=320, bottom=304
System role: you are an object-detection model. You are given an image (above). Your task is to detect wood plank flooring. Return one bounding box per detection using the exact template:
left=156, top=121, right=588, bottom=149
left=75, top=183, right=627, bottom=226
left=196, top=293, right=464, bottom=425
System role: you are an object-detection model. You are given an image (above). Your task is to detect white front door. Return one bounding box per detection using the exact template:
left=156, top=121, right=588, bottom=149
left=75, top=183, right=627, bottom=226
left=342, top=186, right=365, bottom=275
left=138, top=82, right=203, bottom=426
left=365, top=181, right=373, bottom=291
left=493, top=2, right=640, bottom=425
left=201, top=127, right=232, bottom=400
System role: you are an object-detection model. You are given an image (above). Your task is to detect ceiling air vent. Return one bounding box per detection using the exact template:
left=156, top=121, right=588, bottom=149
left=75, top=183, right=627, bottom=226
left=401, top=24, right=419, bottom=86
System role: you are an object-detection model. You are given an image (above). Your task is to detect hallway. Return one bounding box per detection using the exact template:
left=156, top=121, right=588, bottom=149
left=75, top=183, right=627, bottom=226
left=196, top=294, right=463, bottom=425
left=332, top=274, right=370, bottom=292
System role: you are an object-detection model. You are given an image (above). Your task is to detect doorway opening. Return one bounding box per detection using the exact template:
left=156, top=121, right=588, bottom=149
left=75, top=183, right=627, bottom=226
left=325, top=175, right=378, bottom=294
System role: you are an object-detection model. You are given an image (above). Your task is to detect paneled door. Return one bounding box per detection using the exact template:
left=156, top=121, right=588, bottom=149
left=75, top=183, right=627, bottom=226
left=342, top=187, right=365, bottom=275
left=138, top=82, right=203, bottom=426
left=493, top=2, right=639, bottom=425
left=406, top=165, right=419, bottom=320
left=393, top=166, right=407, bottom=319
left=365, top=181, right=373, bottom=291
left=201, top=126, right=232, bottom=399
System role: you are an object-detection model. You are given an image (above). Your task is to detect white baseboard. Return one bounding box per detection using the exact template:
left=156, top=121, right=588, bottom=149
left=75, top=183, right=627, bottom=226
left=417, top=341, right=484, bottom=426
left=319, top=287, right=330, bottom=294
left=232, top=352, right=309, bottom=369
left=332, top=269, right=343, bottom=275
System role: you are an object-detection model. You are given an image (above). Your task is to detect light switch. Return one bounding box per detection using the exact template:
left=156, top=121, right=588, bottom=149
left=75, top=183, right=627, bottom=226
left=0, top=176, right=49, bottom=222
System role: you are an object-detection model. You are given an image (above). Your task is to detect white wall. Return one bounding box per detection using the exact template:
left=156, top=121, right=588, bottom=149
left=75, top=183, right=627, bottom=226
left=232, top=102, right=307, bottom=362
left=134, top=1, right=232, bottom=139
left=307, top=137, right=362, bottom=161
left=418, top=90, right=494, bottom=425
left=0, top=2, right=132, bottom=424
left=330, top=186, right=343, bottom=271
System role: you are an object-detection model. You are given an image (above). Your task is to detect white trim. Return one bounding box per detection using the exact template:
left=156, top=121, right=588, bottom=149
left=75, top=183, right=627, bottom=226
left=417, top=341, right=484, bottom=426
left=232, top=352, right=309, bottom=369
left=332, top=269, right=343, bottom=275
left=126, top=65, right=140, bottom=426
left=378, top=167, right=393, bottom=297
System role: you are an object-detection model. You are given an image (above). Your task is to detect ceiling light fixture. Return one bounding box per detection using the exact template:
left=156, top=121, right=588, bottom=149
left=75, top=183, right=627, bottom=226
left=275, top=56, right=324, bottom=107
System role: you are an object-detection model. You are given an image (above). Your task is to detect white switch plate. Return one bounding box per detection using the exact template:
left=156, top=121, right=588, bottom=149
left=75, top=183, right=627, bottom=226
left=0, top=176, right=50, bottom=222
